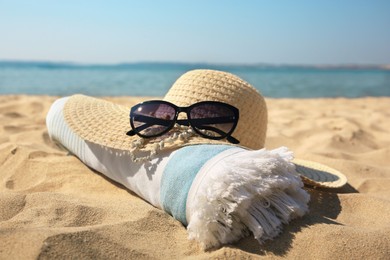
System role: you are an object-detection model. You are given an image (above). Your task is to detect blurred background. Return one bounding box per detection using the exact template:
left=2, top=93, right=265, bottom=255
left=1, top=0, right=389, bottom=97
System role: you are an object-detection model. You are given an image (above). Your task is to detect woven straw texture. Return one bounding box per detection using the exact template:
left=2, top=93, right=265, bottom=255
left=164, top=70, right=267, bottom=149
left=293, top=159, right=347, bottom=188
left=63, top=94, right=134, bottom=150
left=63, top=70, right=267, bottom=151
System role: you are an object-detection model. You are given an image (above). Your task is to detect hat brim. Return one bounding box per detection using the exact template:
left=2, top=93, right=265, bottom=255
left=293, top=159, right=347, bottom=188
left=63, top=94, right=234, bottom=151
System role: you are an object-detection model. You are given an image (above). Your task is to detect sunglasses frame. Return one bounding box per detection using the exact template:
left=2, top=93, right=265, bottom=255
left=127, top=100, right=240, bottom=144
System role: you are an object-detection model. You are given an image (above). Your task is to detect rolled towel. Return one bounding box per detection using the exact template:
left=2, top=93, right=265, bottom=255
left=165, top=145, right=309, bottom=248
left=46, top=97, right=310, bottom=248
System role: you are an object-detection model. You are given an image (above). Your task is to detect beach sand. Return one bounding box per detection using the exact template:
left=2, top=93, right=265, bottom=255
left=1, top=95, right=390, bottom=259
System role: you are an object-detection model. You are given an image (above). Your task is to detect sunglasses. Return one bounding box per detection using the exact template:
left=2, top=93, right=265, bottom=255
left=126, top=100, right=240, bottom=144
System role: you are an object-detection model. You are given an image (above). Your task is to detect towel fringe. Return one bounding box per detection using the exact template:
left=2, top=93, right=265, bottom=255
left=187, top=147, right=310, bottom=249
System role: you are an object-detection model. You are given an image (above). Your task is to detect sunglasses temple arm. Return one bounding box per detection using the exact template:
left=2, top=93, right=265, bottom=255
left=126, top=130, right=136, bottom=136
left=128, top=115, right=173, bottom=135
left=131, top=116, right=233, bottom=131
left=196, top=125, right=240, bottom=144
left=227, top=135, right=240, bottom=144
left=175, top=119, right=190, bottom=126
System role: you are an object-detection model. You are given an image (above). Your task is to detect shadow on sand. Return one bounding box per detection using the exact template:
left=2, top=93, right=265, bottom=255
left=231, top=183, right=358, bottom=256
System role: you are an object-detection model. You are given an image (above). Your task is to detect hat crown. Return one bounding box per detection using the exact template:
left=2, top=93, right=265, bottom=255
left=163, top=69, right=267, bottom=149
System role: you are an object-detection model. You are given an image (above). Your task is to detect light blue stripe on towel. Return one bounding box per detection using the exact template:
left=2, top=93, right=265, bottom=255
left=160, top=145, right=233, bottom=226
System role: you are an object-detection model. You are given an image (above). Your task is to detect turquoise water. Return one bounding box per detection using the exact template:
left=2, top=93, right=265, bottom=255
left=0, top=62, right=389, bottom=98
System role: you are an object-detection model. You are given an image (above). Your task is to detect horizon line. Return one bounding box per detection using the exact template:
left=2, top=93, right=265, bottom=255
left=1, top=59, right=389, bottom=69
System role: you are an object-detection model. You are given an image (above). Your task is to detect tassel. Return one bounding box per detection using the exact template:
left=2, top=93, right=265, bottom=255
left=187, top=147, right=310, bottom=249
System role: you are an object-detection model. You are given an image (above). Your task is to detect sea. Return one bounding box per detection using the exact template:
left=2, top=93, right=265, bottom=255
left=0, top=61, right=389, bottom=98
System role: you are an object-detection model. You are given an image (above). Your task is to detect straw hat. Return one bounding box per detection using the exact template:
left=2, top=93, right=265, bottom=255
left=63, top=69, right=347, bottom=188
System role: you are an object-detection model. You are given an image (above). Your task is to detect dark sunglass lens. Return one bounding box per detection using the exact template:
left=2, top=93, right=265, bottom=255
left=131, top=103, right=175, bottom=136
left=189, top=103, right=237, bottom=138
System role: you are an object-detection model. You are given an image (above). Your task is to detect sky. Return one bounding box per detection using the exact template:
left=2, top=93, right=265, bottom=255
left=1, top=0, right=390, bottom=65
